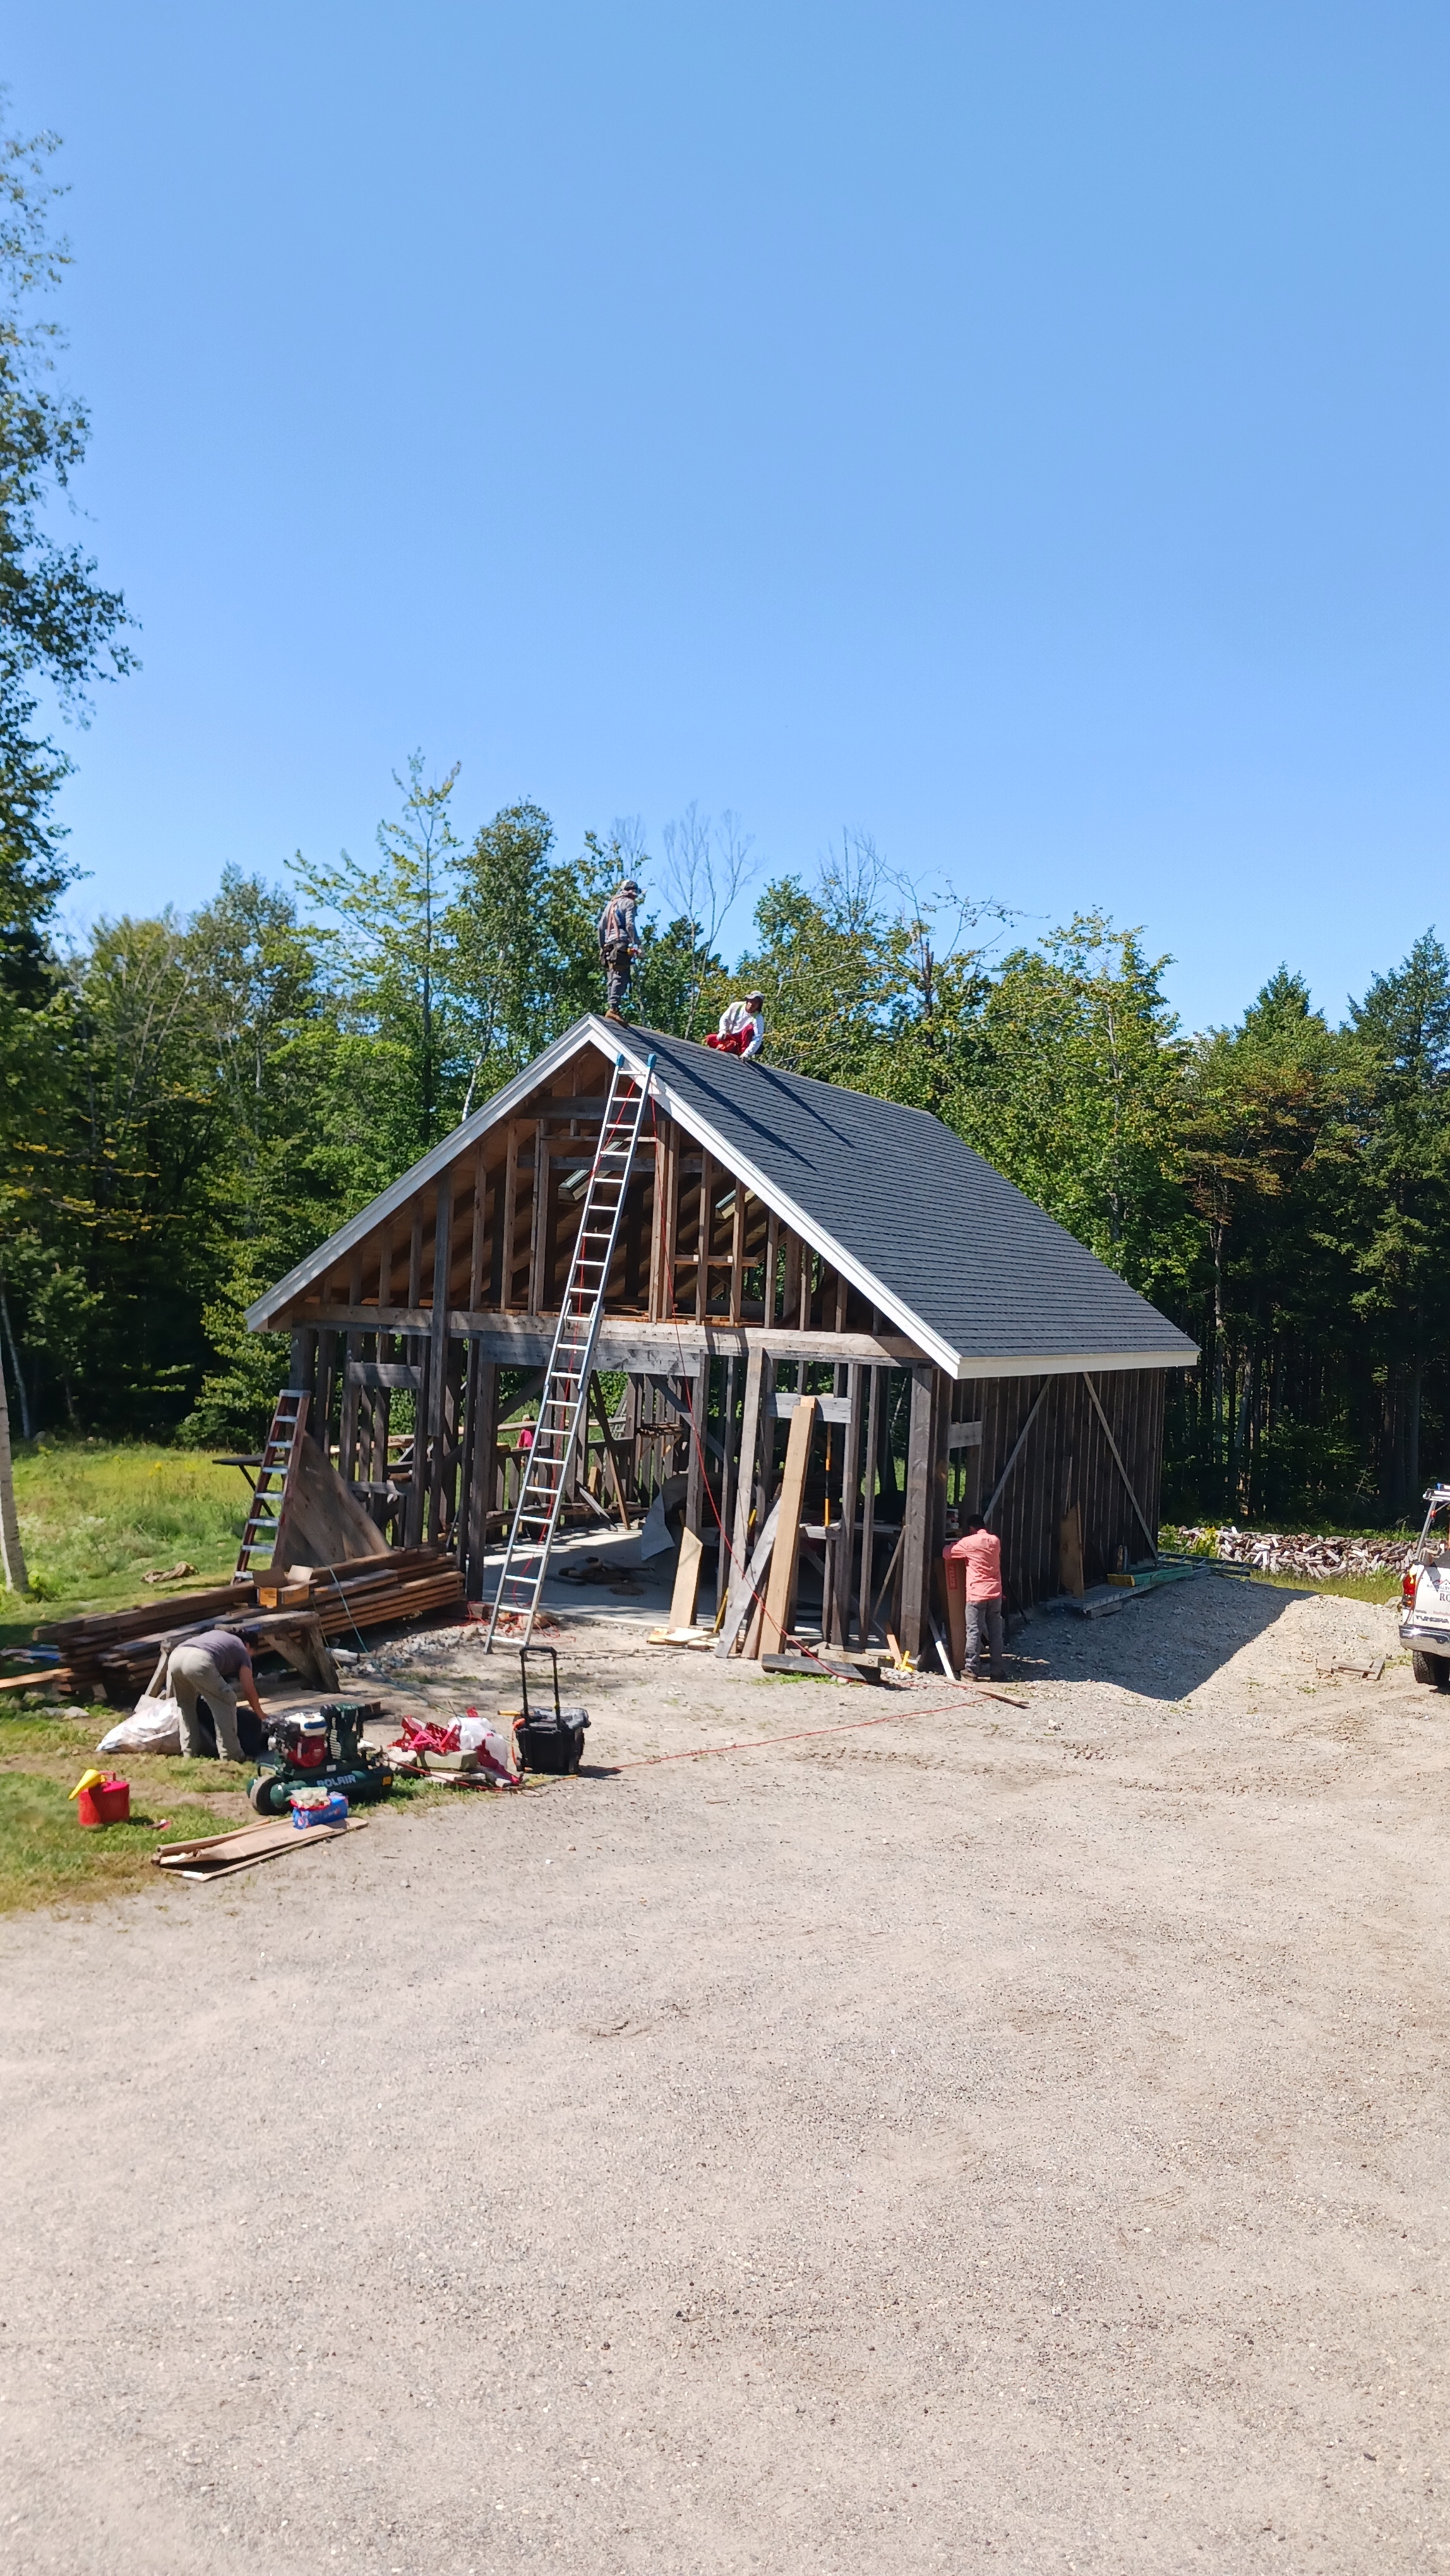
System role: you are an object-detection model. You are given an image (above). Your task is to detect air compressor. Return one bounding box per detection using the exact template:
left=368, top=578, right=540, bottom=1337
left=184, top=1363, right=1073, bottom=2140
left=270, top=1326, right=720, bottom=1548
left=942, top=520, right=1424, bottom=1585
left=248, top=1701, right=394, bottom=1816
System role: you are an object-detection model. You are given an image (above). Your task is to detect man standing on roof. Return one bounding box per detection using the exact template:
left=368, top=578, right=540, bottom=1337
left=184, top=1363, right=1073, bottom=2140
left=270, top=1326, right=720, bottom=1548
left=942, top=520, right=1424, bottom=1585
left=706, top=991, right=765, bottom=1060
left=598, top=879, right=642, bottom=1023
left=943, top=1514, right=1007, bottom=1681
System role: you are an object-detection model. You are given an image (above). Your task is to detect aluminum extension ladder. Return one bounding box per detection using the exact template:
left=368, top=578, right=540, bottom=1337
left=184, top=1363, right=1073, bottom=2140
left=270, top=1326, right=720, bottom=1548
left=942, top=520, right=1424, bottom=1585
left=232, top=1388, right=309, bottom=1579
left=481, top=1052, right=656, bottom=1650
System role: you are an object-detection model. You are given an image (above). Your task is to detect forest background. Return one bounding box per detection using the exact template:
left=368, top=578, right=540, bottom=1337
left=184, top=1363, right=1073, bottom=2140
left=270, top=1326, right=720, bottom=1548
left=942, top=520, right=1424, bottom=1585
left=3, top=108, right=1449, bottom=1533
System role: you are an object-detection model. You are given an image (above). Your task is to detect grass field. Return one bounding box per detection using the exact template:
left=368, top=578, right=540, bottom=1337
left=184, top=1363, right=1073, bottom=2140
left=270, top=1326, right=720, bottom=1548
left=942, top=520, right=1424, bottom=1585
left=1, top=1441, right=249, bottom=1657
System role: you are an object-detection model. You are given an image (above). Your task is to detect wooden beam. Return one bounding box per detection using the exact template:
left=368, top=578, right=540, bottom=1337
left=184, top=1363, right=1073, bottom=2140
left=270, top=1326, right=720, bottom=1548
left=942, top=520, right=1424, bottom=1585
left=728, top=1185, right=746, bottom=1325
left=729, top=1345, right=766, bottom=1592
left=758, top=1395, right=817, bottom=1657
left=856, top=1365, right=880, bottom=1643
left=717, top=1497, right=781, bottom=1657
left=898, top=1364, right=936, bottom=1662
left=467, top=1142, right=489, bottom=1311
left=501, top=1122, right=521, bottom=1309
left=837, top=1361, right=863, bottom=1647
left=764, top=1210, right=779, bottom=1325
left=588, top=1373, right=633, bottom=1525
left=426, top=1181, right=452, bottom=1542
left=982, top=1380, right=1050, bottom=1522
left=683, top=1361, right=707, bottom=1537
left=527, top=1118, right=548, bottom=1315
left=279, top=1311, right=925, bottom=1365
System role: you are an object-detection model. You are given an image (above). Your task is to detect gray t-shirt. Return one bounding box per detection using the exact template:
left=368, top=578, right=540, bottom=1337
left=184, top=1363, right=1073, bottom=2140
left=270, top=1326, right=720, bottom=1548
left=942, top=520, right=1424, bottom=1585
left=186, top=1630, right=253, bottom=1681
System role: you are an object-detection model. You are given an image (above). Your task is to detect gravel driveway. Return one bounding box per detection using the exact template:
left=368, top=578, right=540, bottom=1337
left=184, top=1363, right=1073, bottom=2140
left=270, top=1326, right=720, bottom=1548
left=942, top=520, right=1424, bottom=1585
left=3, top=1572, right=1446, bottom=2572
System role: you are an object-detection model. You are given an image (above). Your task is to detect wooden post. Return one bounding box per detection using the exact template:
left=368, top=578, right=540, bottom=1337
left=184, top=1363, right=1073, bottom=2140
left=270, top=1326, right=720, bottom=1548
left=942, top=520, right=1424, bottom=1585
left=764, top=1212, right=779, bottom=1324
left=289, top=1325, right=318, bottom=1405
left=589, top=1374, right=632, bottom=1524
left=683, top=1359, right=707, bottom=1538
left=716, top=1354, right=738, bottom=1613
left=316, top=1327, right=339, bottom=1469
left=759, top=1395, right=817, bottom=1657
left=468, top=1142, right=489, bottom=1311
left=501, top=1123, right=520, bottom=1308
left=728, top=1188, right=746, bottom=1324
left=730, top=1347, right=766, bottom=1582
left=898, top=1364, right=935, bottom=1662
left=695, top=1150, right=713, bottom=1318
left=464, top=1354, right=500, bottom=1594
left=527, top=1120, right=549, bottom=1315
left=856, top=1365, right=880, bottom=1643
left=425, top=1181, right=453, bottom=1541
left=833, top=1361, right=863, bottom=1647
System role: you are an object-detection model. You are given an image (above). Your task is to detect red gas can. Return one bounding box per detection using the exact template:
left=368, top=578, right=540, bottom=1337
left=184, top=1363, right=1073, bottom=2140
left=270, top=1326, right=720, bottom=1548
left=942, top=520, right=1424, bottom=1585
left=77, top=1776, right=130, bottom=1828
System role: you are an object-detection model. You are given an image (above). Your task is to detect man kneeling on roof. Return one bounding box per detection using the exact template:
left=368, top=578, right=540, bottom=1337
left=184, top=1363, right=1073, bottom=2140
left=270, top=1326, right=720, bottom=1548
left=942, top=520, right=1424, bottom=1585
left=147, top=1628, right=269, bottom=1762
left=707, top=991, right=765, bottom=1059
left=943, top=1514, right=1007, bottom=1682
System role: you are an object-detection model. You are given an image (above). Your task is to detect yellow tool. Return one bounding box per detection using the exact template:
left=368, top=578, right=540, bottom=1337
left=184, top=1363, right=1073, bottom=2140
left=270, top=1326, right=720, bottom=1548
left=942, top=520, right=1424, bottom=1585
left=68, top=1768, right=107, bottom=1803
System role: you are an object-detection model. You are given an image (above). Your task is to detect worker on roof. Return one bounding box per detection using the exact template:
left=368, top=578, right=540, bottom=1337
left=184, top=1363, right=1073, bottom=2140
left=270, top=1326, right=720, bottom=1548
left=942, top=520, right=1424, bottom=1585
left=943, top=1514, right=1007, bottom=1681
left=597, top=880, right=642, bottom=1024
left=707, top=991, right=765, bottom=1061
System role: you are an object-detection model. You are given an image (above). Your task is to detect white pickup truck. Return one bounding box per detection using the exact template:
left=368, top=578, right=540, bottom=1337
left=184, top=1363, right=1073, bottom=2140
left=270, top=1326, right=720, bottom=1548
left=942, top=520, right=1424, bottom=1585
left=1399, top=1484, right=1450, bottom=1686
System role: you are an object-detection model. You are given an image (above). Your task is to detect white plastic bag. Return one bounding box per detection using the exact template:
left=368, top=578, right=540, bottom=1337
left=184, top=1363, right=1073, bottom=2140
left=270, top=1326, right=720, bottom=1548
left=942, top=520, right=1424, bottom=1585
left=457, top=1710, right=518, bottom=1781
left=97, top=1693, right=183, bottom=1756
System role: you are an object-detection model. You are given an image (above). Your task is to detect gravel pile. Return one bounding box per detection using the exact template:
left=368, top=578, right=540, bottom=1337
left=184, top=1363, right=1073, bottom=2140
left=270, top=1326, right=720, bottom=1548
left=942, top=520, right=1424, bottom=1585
left=1168, top=1523, right=1415, bottom=1578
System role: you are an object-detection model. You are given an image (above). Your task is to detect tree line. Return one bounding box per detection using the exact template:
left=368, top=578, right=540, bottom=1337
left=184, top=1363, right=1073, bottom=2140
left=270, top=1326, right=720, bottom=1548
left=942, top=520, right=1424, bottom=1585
left=3, top=758, right=1449, bottom=1527
left=1, top=102, right=1445, bottom=1528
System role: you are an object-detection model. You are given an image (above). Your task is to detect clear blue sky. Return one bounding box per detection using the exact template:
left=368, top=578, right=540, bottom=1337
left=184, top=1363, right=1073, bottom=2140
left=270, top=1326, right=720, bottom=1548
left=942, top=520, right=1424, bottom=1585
left=7, top=1, right=1447, bottom=1033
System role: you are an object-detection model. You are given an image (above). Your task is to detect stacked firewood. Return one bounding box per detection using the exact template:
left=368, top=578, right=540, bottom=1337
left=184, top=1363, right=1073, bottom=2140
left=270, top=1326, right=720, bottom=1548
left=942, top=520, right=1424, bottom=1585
left=1168, top=1525, right=1416, bottom=1580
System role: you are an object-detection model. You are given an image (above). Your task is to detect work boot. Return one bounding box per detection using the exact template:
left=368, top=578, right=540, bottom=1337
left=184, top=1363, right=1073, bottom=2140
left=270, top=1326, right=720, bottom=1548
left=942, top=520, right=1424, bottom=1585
left=604, top=1006, right=625, bottom=1024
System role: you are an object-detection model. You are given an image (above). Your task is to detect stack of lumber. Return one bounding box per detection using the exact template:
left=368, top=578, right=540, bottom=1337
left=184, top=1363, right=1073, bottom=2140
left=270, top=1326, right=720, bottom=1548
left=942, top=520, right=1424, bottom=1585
left=38, top=1547, right=464, bottom=1707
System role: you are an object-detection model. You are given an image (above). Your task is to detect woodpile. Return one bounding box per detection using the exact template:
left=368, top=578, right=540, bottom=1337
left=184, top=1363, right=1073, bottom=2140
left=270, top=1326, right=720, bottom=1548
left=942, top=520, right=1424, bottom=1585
left=37, top=1546, right=464, bottom=1706
left=1169, top=1525, right=1415, bottom=1580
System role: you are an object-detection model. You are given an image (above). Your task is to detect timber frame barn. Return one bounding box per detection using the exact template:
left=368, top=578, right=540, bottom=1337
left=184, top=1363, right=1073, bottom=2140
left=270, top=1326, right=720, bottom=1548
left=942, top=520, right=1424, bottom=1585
left=247, top=1018, right=1199, bottom=1658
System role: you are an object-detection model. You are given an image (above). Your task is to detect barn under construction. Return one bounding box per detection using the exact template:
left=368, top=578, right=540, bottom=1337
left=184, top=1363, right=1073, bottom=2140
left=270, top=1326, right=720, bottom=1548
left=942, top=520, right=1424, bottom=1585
left=244, top=1018, right=1198, bottom=1663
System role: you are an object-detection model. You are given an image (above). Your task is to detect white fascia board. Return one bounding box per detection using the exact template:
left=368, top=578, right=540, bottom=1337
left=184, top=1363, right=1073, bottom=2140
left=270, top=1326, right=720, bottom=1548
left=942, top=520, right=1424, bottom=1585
left=244, top=1020, right=608, bottom=1330
left=948, top=1345, right=1199, bottom=1383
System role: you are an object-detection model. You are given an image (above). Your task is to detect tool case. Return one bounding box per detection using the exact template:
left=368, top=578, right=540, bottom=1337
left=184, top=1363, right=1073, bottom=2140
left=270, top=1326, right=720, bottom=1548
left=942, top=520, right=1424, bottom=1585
left=513, top=1647, right=590, bottom=1775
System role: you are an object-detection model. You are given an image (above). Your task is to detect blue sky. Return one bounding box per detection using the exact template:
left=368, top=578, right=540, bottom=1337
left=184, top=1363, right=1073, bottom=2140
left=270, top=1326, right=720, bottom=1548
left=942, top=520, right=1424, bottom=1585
left=7, top=1, right=1447, bottom=1034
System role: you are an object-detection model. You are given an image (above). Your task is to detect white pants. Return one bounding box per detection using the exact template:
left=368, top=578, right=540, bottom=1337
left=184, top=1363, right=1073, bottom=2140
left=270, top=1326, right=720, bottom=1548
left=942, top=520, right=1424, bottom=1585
left=167, top=1645, right=244, bottom=1762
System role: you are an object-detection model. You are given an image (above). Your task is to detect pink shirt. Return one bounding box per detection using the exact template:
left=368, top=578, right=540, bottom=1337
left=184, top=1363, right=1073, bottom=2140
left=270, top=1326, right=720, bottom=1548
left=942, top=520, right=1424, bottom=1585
left=943, top=1529, right=1002, bottom=1602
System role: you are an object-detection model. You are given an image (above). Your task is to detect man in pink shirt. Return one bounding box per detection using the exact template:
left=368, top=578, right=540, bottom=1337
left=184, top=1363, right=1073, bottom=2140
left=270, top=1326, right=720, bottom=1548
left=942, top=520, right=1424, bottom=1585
left=942, top=1513, right=1007, bottom=1679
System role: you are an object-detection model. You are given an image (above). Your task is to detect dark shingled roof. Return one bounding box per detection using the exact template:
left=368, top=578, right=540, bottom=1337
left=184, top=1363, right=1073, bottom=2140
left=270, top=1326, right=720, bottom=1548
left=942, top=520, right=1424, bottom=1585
left=625, top=1023, right=1196, bottom=1373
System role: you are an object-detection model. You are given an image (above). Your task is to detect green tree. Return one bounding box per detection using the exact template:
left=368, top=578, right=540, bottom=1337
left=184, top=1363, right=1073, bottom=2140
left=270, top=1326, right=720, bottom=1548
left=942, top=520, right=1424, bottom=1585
left=0, top=102, right=132, bottom=984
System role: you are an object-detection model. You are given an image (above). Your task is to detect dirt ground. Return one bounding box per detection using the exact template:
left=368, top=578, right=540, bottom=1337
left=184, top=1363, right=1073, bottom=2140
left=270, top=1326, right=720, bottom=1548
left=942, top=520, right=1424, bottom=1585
left=3, top=1553, right=1448, bottom=2574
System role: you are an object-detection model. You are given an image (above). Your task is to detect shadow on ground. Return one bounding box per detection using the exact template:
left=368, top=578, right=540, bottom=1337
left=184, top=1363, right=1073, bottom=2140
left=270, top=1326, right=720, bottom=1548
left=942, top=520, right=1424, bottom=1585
left=1014, top=1570, right=1343, bottom=1705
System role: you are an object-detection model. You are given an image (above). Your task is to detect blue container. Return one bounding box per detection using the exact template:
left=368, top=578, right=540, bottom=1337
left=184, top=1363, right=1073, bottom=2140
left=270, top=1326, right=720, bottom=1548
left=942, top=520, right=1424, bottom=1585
left=290, top=1791, right=349, bottom=1830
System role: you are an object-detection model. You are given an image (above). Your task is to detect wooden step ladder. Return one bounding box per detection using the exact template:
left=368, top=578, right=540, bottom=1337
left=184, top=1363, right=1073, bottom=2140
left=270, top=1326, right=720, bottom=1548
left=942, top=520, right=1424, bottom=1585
left=482, top=1052, right=655, bottom=1650
left=232, top=1389, right=309, bottom=1580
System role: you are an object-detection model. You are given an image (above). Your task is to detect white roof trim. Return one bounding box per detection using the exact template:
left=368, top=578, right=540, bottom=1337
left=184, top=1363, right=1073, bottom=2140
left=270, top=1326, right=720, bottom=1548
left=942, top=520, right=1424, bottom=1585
left=949, top=1347, right=1198, bottom=1383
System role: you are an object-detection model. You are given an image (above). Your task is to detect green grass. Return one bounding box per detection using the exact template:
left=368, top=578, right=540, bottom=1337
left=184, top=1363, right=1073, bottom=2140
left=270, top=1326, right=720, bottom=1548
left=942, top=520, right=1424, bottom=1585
left=0, top=1707, right=460, bottom=1915
left=1, top=1441, right=249, bottom=1658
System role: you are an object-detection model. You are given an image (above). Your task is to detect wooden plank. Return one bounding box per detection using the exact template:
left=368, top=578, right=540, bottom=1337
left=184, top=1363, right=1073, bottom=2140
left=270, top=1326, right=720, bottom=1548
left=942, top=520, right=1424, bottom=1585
left=425, top=1183, right=453, bottom=1542
left=345, top=1361, right=422, bottom=1392
left=764, top=1211, right=779, bottom=1325
left=729, top=1346, right=766, bottom=1591
left=758, top=1396, right=817, bottom=1657
left=983, top=1379, right=1049, bottom=1522
left=669, top=1527, right=704, bottom=1628
left=772, top=1392, right=851, bottom=1423
left=897, top=1366, right=936, bottom=1661
left=717, top=1497, right=782, bottom=1657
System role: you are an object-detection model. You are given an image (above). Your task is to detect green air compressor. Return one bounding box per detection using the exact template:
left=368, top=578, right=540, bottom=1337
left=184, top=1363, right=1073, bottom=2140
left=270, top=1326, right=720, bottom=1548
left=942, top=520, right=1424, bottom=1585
left=248, top=1701, right=394, bottom=1817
